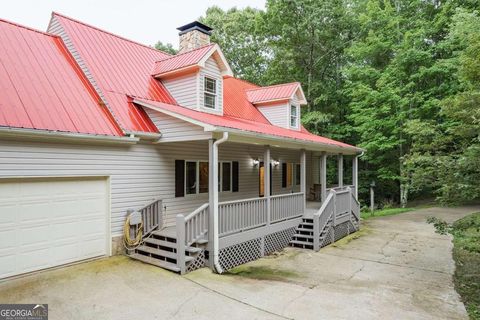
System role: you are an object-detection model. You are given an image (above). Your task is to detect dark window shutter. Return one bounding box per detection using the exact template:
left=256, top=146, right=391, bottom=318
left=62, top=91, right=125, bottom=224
left=175, top=160, right=185, bottom=197
left=281, top=162, right=287, bottom=188
left=232, top=161, right=239, bottom=192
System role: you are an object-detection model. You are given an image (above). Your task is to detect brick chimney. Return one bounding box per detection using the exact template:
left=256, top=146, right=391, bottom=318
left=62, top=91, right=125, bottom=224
left=177, top=21, right=212, bottom=54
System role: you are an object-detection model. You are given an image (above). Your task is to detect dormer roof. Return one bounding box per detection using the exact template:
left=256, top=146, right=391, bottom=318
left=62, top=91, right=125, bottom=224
left=245, top=82, right=307, bottom=105
left=152, top=43, right=233, bottom=78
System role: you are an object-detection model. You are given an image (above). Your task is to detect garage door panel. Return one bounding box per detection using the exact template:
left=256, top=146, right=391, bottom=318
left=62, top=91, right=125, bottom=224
left=0, top=177, right=109, bottom=279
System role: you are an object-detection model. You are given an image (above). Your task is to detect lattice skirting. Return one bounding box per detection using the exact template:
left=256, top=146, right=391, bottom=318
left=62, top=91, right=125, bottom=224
left=218, top=226, right=297, bottom=272
left=264, top=227, right=297, bottom=255
left=320, top=220, right=358, bottom=248
left=218, top=238, right=262, bottom=272
left=186, top=250, right=206, bottom=273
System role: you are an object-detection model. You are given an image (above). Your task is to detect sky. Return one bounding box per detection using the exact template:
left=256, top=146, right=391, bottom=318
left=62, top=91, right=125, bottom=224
left=1, top=0, right=265, bottom=48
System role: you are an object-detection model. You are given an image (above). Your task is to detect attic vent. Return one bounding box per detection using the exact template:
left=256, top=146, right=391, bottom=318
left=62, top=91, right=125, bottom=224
left=177, top=21, right=212, bottom=54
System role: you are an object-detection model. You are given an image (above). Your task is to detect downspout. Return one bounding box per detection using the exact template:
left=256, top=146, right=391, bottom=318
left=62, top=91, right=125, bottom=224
left=212, top=132, right=229, bottom=273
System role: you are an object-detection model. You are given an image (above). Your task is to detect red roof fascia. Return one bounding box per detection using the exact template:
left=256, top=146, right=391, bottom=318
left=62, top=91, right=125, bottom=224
left=0, top=18, right=122, bottom=136
left=245, top=82, right=300, bottom=104
left=151, top=43, right=215, bottom=77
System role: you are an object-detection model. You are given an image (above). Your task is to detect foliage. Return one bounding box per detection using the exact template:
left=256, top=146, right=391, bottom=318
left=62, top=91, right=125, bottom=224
left=361, top=207, right=415, bottom=220
left=428, top=212, right=480, bottom=319
left=154, top=41, right=177, bottom=55
left=158, top=0, right=480, bottom=207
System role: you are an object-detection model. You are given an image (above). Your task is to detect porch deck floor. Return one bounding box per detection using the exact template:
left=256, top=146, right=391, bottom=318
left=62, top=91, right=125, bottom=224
left=304, top=201, right=322, bottom=218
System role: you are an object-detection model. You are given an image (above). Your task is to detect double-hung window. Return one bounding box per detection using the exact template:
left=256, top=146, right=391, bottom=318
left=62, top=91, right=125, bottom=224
left=290, top=105, right=298, bottom=128
left=204, top=76, right=217, bottom=109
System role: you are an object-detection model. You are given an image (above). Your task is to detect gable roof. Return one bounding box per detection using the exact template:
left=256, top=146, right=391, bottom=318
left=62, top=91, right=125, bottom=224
left=0, top=12, right=359, bottom=152
left=151, top=43, right=232, bottom=78
left=0, top=18, right=122, bottom=136
left=246, top=82, right=307, bottom=105
left=50, top=12, right=177, bottom=134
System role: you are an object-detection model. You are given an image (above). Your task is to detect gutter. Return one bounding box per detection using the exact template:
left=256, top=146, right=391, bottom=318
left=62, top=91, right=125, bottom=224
left=0, top=127, right=140, bottom=144
left=212, top=132, right=229, bottom=273
left=124, top=130, right=162, bottom=141
left=210, top=127, right=364, bottom=155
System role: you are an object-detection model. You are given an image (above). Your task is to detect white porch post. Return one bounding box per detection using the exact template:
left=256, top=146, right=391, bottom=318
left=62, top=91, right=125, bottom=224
left=264, top=146, right=271, bottom=225
left=352, top=155, right=358, bottom=199
left=300, top=149, right=306, bottom=212
left=208, top=139, right=215, bottom=268
left=320, top=152, right=327, bottom=203
left=338, top=154, right=343, bottom=188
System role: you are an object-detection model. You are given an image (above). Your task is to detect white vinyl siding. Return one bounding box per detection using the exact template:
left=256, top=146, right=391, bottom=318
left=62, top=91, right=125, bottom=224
left=162, top=73, right=198, bottom=109
left=257, top=103, right=289, bottom=128
left=144, top=108, right=211, bottom=142
left=0, top=139, right=312, bottom=235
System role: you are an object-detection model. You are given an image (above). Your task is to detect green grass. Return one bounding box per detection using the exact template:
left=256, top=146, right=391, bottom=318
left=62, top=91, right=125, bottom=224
left=361, top=207, right=415, bottom=220
left=451, top=212, right=480, bottom=319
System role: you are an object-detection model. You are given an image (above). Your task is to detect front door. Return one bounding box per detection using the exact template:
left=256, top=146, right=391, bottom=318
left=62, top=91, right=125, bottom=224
left=259, top=162, right=265, bottom=197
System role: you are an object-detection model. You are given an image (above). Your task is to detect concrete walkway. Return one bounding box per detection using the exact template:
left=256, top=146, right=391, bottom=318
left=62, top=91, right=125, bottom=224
left=1, top=206, right=477, bottom=319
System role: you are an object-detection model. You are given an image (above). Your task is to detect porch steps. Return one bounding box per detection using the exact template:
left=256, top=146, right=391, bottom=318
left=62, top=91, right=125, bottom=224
left=290, top=217, right=334, bottom=250
left=129, top=253, right=180, bottom=272
left=128, top=226, right=207, bottom=274
left=290, top=218, right=315, bottom=249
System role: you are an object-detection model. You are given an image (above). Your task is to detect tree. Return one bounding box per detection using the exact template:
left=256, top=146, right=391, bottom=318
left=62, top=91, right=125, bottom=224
left=154, top=41, right=177, bottom=55
left=200, top=6, right=270, bottom=85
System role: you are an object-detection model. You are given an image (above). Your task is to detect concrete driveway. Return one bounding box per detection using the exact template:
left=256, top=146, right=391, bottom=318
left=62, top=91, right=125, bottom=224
left=1, top=206, right=478, bottom=320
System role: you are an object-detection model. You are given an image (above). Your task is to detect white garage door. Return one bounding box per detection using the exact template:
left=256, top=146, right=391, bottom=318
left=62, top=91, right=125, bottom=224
left=0, top=177, right=109, bottom=279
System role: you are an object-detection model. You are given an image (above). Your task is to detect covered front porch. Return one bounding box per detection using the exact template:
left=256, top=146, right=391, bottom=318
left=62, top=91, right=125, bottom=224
left=127, top=134, right=361, bottom=274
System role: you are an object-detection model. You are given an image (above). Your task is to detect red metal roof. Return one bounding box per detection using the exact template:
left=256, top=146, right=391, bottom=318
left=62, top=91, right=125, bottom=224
left=134, top=97, right=357, bottom=150
left=223, top=77, right=271, bottom=123
left=245, top=82, right=301, bottom=104
left=152, top=44, right=215, bottom=77
left=0, top=18, right=122, bottom=136
left=51, top=12, right=177, bottom=133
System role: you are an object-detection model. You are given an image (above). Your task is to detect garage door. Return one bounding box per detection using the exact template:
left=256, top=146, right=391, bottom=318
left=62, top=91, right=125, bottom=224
left=0, top=177, right=109, bottom=279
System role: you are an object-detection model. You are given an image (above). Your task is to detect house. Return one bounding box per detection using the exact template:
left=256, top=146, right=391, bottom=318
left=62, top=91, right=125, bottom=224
left=0, top=14, right=362, bottom=278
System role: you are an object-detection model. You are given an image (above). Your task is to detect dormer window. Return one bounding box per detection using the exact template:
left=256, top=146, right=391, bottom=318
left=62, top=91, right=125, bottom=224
left=204, top=76, right=217, bottom=109
left=290, top=105, right=298, bottom=128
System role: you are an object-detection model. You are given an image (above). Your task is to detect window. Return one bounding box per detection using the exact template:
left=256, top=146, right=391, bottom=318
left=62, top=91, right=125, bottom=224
left=290, top=105, right=298, bottom=128
left=204, top=77, right=216, bottom=109
left=282, top=163, right=300, bottom=188
left=174, top=160, right=239, bottom=197
left=218, top=161, right=232, bottom=192
left=185, top=161, right=209, bottom=195
left=222, top=162, right=231, bottom=191
left=186, top=161, right=197, bottom=195
left=199, top=162, right=209, bottom=193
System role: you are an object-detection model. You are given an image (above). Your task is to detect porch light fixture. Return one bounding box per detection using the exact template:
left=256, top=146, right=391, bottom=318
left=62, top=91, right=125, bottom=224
left=252, top=159, right=260, bottom=167
left=272, top=160, right=280, bottom=167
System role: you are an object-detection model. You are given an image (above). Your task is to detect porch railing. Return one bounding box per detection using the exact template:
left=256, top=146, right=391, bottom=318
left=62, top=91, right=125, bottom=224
left=218, top=192, right=305, bottom=237
left=271, top=192, right=304, bottom=223
left=128, top=199, right=163, bottom=240
left=176, top=203, right=210, bottom=274
left=313, top=187, right=360, bottom=251
left=219, top=197, right=268, bottom=236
